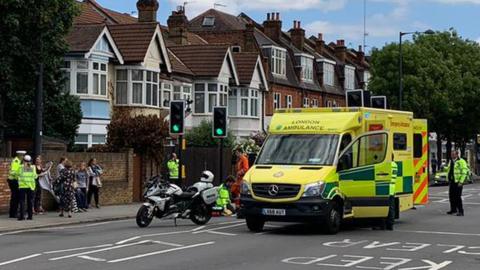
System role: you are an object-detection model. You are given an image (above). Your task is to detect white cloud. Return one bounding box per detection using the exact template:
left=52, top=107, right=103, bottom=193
left=168, top=0, right=348, bottom=18
left=476, top=37, right=480, bottom=44
left=430, top=0, right=480, bottom=4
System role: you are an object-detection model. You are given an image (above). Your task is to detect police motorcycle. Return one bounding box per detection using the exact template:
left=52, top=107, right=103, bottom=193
left=136, top=171, right=219, bottom=228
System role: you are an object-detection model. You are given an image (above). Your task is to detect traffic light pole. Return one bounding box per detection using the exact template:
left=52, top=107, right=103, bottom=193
left=178, top=135, right=183, bottom=188
left=219, top=138, right=224, bottom=183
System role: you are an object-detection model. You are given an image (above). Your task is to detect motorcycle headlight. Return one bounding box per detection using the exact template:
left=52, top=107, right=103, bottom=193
left=302, top=181, right=326, bottom=197
left=240, top=181, right=251, bottom=195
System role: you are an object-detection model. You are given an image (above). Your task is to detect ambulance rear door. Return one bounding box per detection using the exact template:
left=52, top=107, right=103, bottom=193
left=413, top=119, right=429, bottom=205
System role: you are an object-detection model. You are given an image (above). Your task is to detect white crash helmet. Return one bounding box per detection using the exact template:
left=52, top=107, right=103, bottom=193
left=23, top=155, right=32, bottom=162
left=200, top=170, right=214, bottom=183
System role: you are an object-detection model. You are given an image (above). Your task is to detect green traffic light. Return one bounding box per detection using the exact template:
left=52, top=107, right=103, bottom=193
left=216, top=128, right=224, bottom=136
left=172, top=124, right=180, bottom=133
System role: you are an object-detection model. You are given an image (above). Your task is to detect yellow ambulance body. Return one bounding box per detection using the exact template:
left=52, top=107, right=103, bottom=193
left=240, top=107, right=429, bottom=234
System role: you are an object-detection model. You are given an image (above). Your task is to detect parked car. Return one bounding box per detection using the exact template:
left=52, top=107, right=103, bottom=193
left=433, top=165, right=474, bottom=185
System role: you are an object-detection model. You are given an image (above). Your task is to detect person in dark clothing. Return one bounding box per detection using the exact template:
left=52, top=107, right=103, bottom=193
left=8, top=150, right=25, bottom=218
left=87, top=158, right=103, bottom=208
left=33, top=156, right=45, bottom=214
left=75, top=162, right=88, bottom=211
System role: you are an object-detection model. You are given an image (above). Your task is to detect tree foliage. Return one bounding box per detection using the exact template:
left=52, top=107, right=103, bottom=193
left=106, top=111, right=169, bottom=165
left=369, top=30, right=480, bottom=148
left=0, top=0, right=81, bottom=144
left=185, top=120, right=234, bottom=148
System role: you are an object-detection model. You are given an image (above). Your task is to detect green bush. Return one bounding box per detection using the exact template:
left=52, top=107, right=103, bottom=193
left=185, top=120, right=234, bottom=148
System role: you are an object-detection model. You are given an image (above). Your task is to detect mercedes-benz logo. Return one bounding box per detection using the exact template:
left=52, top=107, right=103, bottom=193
left=268, top=185, right=279, bottom=196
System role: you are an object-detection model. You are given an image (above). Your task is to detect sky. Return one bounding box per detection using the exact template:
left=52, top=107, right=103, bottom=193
left=96, top=0, right=480, bottom=53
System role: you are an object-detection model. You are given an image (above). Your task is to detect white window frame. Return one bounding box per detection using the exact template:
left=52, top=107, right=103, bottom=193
left=273, top=92, right=282, bottom=110
left=114, top=67, right=162, bottom=108
left=92, top=62, right=108, bottom=97
left=228, top=88, right=259, bottom=118
left=317, top=58, right=335, bottom=86
left=312, top=99, right=319, bottom=108
left=193, top=81, right=227, bottom=115
left=62, top=59, right=109, bottom=98
left=363, top=70, right=371, bottom=90
left=327, top=100, right=333, bottom=107
left=296, top=53, right=314, bottom=82
left=303, top=97, right=310, bottom=108
left=286, top=95, right=293, bottom=108
left=161, top=82, right=173, bottom=108
left=345, top=65, right=356, bottom=90
left=264, top=46, right=287, bottom=77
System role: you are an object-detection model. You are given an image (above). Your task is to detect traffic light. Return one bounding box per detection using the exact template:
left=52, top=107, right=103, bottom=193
left=371, top=96, right=388, bottom=109
left=170, top=101, right=185, bottom=135
left=213, top=107, right=227, bottom=138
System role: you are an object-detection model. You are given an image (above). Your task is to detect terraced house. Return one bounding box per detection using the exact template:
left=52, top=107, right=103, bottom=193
left=64, top=0, right=367, bottom=147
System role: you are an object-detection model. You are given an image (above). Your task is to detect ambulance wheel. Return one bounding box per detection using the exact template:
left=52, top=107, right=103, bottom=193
left=324, top=202, right=341, bottom=234
left=246, top=216, right=265, bottom=232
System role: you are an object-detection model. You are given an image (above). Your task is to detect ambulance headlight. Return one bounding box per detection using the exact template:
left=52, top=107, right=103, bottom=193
left=240, top=181, right=251, bottom=195
left=302, top=181, right=326, bottom=197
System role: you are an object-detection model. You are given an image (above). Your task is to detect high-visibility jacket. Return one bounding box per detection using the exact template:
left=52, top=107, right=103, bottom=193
left=167, top=159, right=179, bottom=179
left=8, top=157, right=21, bottom=180
left=447, top=158, right=469, bottom=184
left=390, top=161, right=398, bottom=196
left=17, top=165, right=37, bottom=191
left=216, top=184, right=231, bottom=208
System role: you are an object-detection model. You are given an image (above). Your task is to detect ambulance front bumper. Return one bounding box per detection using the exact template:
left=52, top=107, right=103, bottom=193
left=239, top=196, right=331, bottom=222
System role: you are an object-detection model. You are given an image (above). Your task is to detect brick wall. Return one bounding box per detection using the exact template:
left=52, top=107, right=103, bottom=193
left=0, top=150, right=134, bottom=213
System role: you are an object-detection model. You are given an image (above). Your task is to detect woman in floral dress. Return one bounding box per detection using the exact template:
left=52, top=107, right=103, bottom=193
left=58, top=160, right=75, bottom=218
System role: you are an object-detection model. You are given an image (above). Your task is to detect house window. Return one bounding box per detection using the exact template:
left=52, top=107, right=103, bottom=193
left=115, top=70, right=128, bottom=104
left=75, top=134, right=89, bottom=145
left=327, top=100, right=333, bottom=107
left=132, top=70, right=143, bottom=104
left=194, top=83, right=205, bottom=113
left=202, top=17, right=215, bottom=26
left=323, top=62, right=335, bottom=86
left=94, top=37, right=111, bottom=53
left=345, top=65, right=355, bottom=90
left=299, top=56, right=314, bottom=82
left=228, top=88, right=260, bottom=118
left=312, top=99, right=319, bottom=108
left=146, top=71, right=158, bottom=106
left=270, top=47, right=286, bottom=76
left=76, top=61, right=89, bottom=94
left=333, top=100, right=337, bottom=107
left=92, top=62, right=107, bottom=96
left=273, top=92, right=281, bottom=109
left=364, top=70, right=371, bottom=90
left=286, top=95, right=293, bottom=108
left=231, top=46, right=241, bottom=53
left=194, top=82, right=227, bottom=114
left=61, top=61, right=71, bottom=93
left=303, top=97, right=310, bottom=108
left=162, top=83, right=172, bottom=107
left=92, top=134, right=106, bottom=145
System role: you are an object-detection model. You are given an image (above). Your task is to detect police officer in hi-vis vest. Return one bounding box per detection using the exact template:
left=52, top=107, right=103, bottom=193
left=7, top=150, right=26, bottom=218
left=17, top=155, right=37, bottom=220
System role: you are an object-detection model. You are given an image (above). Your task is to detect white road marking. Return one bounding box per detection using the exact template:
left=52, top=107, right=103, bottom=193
left=44, top=244, right=113, bottom=254
left=150, top=240, right=184, bottom=247
left=191, top=226, right=206, bottom=232
left=141, top=230, right=192, bottom=237
left=204, top=230, right=237, bottom=236
left=107, top=241, right=215, bottom=263
left=0, top=254, right=42, bottom=266
left=216, top=220, right=244, bottom=225
left=397, top=230, right=480, bottom=237
left=78, top=255, right=106, bottom=262
left=49, top=240, right=150, bottom=261
left=192, top=223, right=244, bottom=234
left=116, top=236, right=141, bottom=245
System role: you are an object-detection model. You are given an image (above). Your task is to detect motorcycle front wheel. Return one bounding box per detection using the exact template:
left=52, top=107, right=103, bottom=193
left=190, top=202, right=212, bottom=225
left=136, top=205, right=154, bottom=228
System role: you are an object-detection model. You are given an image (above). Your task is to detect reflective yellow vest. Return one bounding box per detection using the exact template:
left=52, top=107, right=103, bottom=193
left=447, top=158, right=469, bottom=184
left=167, top=159, right=179, bottom=179
left=8, top=157, right=21, bottom=180
left=390, top=161, right=398, bottom=196
left=216, top=184, right=231, bottom=208
left=17, top=165, right=37, bottom=191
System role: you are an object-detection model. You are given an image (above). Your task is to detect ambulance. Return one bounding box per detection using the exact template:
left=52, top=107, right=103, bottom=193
left=239, top=107, right=429, bottom=234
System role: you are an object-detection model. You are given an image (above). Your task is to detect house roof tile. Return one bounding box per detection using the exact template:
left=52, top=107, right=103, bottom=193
left=108, top=23, right=158, bottom=63
left=168, top=44, right=230, bottom=77
left=233, top=52, right=259, bottom=85
left=189, top=9, right=246, bottom=32
left=66, top=24, right=104, bottom=53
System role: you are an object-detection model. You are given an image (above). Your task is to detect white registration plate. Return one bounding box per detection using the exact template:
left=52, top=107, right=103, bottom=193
left=262, top=208, right=286, bottom=216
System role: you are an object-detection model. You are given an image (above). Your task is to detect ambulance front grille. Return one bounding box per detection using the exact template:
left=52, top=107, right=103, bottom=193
left=252, top=184, right=301, bottom=199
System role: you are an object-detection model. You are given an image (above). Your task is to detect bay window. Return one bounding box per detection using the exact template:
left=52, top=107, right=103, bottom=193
left=228, top=88, right=260, bottom=118
left=146, top=71, right=158, bottom=106
left=115, top=68, right=164, bottom=107
left=76, top=61, right=89, bottom=94
left=132, top=70, right=143, bottom=104
left=92, top=62, right=107, bottom=96
left=194, top=82, right=228, bottom=114
left=115, top=70, right=128, bottom=104
left=162, top=83, right=172, bottom=107
left=61, top=59, right=110, bottom=97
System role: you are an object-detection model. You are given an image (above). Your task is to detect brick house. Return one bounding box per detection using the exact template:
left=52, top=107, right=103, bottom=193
left=188, top=10, right=370, bottom=128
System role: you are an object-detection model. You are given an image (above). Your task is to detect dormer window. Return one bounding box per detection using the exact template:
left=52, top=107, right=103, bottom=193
left=263, top=46, right=286, bottom=77
left=345, top=65, right=355, bottom=90
left=317, top=58, right=335, bottom=86
left=202, top=17, right=215, bottom=26
left=363, top=70, right=371, bottom=90
left=296, top=54, right=314, bottom=82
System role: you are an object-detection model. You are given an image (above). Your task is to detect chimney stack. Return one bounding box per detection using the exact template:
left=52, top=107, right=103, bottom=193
left=137, top=0, right=159, bottom=23
left=263, top=12, right=282, bottom=42
left=290, top=20, right=305, bottom=50
left=167, top=5, right=188, bottom=45
left=335, top=39, right=347, bottom=63
left=244, top=22, right=256, bottom=52
left=315, top=33, right=325, bottom=55
left=357, top=45, right=365, bottom=64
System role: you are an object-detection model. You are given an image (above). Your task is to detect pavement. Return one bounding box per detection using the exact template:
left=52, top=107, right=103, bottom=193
left=0, top=184, right=480, bottom=270
left=0, top=204, right=140, bottom=233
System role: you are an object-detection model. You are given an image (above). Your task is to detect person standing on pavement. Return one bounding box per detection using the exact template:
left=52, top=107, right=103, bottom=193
left=58, top=160, right=75, bottom=218
left=75, top=162, right=88, bottom=211
left=87, top=158, right=103, bottom=208
left=167, top=153, right=180, bottom=186
left=17, top=155, right=37, bottom=220
left=33, top=156, right=45, bottom=215
left=7, top=150, right=25, bottom=218
left=231, top=149, right=250, bottom=201
left=56, top=157, right=67, bottom=176
left=386, top=155, right=398, bottom=230
left=447, top=150, right=469, bottom=216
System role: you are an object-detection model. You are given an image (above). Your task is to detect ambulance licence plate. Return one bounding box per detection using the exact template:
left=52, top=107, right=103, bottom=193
left=262, top=208, right=286, bottom=216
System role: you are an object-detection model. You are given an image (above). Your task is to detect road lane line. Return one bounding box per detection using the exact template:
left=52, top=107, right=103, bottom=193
left=150, top=240, right=184, bottom=247
left=0, top=254, right=42, bottom=266
left=116, top=236, right=141, bottom=245
left=107, top=242, right=215, bottom=263
left=192, top=223, right=244, bottom=234
left=397, top=230, right=480, bottom=237
left=141, top=230, right=192, bottom=237
left=49, top=240, right=150, bottom=261
left=216, top=220, right=244, bottom=225
left=44, top=244, right=114, bottom=254
left=191, top=226, right=206, bottom=232
left=78, top=255, right=106, bottom=262
left=205, top=230, right=237, bottom=236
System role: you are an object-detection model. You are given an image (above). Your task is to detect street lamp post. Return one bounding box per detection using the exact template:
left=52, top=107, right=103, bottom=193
left=399, top=30, right=435, bottom=110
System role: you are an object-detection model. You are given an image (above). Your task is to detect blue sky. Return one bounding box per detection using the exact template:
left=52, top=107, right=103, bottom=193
left=97, top=0, right=480, bottom=53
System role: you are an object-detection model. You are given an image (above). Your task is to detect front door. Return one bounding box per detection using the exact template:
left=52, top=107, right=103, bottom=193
left=337, top=132, right=391, bottom=218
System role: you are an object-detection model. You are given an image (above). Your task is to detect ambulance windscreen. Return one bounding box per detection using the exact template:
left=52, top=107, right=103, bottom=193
left=256, top=134, right=339, bottom=166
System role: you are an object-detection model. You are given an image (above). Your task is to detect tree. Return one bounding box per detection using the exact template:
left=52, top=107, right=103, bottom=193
left=185, top=120, right=234, bottom=148
left=369, top=30, right=480, bottom=154
left=0, top=0, right=81, bottom=148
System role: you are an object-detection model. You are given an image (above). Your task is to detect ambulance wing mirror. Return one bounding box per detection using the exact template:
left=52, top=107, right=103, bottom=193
left=337, top=152, right=353, bottom=172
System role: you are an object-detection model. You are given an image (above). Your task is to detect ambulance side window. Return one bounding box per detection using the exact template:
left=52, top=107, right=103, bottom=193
left=414, top=134, right=423, bottom=158
left=394, top=133, right=407, bottom=150
left=338, top=133, right=388, bottom=171
left=339, top=134, right=352, bottom=153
